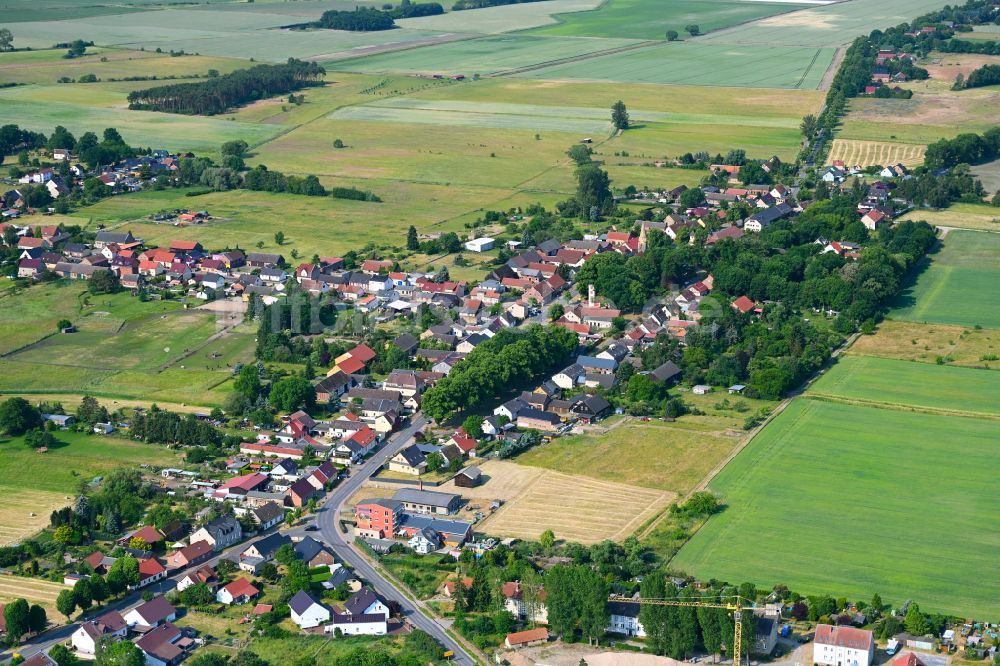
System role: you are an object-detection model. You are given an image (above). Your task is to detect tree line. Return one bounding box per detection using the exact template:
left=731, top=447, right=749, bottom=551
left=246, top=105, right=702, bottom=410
left=127, top=59, right=326, bottom=115
left=452, top=0, right=545, bottom=9
left=955, top=63, right=1000, bottom=89
left=421, top=324, right=578, bottom=421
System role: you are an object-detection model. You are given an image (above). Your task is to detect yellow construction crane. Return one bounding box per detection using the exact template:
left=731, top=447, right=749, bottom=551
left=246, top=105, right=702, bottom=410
left=609, top=595, right=756, bottom=666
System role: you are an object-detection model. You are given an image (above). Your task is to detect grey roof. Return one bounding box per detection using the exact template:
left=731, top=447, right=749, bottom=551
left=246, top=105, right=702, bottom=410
left=394, top=333, right=419, bottom=353
left=577, top=355, right=617, bottom=370
left=650, top=361, right=682, bottom=383
left=325, top=566, right=353, bottom=589
left=394, top=444, right=425, bottom=467
left=251, top=502, right=284, bottom=525
left=747, top=202, right=793, bottom=227
left=393, top=488, right=460, bottom=509
left=289, top=590, right=322, bottom=616
left=755, top=615, right=777, bottom=638
left=608, top=600, right=641, bottom=618
left=344, top=587, right=380, bottom=616
left=95, top=231, right=134, bottom=244
left=246, top=532, right=291, bottom=559
left=574, top=394, right=611, bottom=414
left=557, top=363, right=585, bottom=378
left=294, top=536, right=327, bottom=562
left=400, top=514, right=472, bottom=537
left=457, top=466, right=481, bottom=480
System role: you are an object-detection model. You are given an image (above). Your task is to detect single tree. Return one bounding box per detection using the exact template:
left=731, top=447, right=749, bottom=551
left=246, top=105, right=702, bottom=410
left=28, top=604, right=47, bottom=634
left=0, top=28, right=14, bottom=52
left=611, top=100, right=630, bottom=130
left=96, top=636, right=145, bottom=666
left=684, top=24, right=700, bottom=35
left=539, top=529, right=555, bottom=549
left=57, top=588, right=77, bottom=620
left=800, top=114, right=819, bottom=139
left=666, top=30, right=678, bottom=41
left=3, top=598, right=30, bottom=643
left=274, top=231, right=285, bottom=246
left=548, top=303, right=564, bottom=321
left=0, top=397, right=42, bottom=435
left=406, top=225, right=419, bottom=250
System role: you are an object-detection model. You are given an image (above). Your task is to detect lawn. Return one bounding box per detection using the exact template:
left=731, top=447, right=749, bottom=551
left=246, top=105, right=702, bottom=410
left=527, top=0, right=809, bottom=40
left=898, top=203, right=1000, bottom=232
left=849, top=320, right=1000, bottom=370
left=809, top=355, right=1000, bottom=417
left=671, top=399, right=1000, bottom=618
left=891, top=230, right=1000, bottom=329
left=517, top=415, right=751, bottom=494
left=516, top=42, right=836, bottom=89
left=330, top=34, right=641, bottom=76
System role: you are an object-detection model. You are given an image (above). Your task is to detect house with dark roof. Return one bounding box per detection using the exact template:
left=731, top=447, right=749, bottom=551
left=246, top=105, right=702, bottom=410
left=294, top=536, right=335, bottom=567
left=124, top=596, right=177, bottom=629
left=250, top=501, right=285, bottom=530
left=71, top=610, right=127, bottom=654
left=388, top=444, right=426, bottom=476
left=239, top=533, right=292, bottom=572
left=649, top=361, right=682, bottom=385
left=516, top=408, right=562, bottom=431
left=607, top=600, right=645, bottom=637
left=135, top=622, right=188, bottom=666
left=189, top=515, right=242, bottom=551
left=289, top=590, right=331, bottom=629
left=570, top=394, right=611, bottom=421
left=393, top=488, right=460, bottom=515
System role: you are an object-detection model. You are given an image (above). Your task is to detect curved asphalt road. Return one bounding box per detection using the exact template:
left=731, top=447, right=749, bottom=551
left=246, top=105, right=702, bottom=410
left=314, top=415, right=477, bottom=666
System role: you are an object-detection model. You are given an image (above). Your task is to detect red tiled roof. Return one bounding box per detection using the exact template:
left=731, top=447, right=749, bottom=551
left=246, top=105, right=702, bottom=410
left=814, top=624, right=873, bottom=651
left=732, top=296, right=755, bottom=314
left=222, top=578, right=260, bottom=599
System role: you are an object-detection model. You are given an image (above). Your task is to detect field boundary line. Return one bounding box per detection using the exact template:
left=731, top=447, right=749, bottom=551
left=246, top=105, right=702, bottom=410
left=802, top=392, right=1000, bottom=421
left=493, top=39, right=661, bottom=77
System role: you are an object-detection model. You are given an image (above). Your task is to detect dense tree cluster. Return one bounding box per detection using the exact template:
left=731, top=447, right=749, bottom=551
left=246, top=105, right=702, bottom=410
left=924, top=128, right=1000, bottom=170
left=957, top=63, right=1000, bottom=88
left=0, top=123, right=46, bottom=163
left=127, top=60, right=325, bottom=115
left=130, top=407, right=223, bottom=447
left=297, top=2, right=443, bottom=30
left=421, top=324, right=577, bottom=421
left=452, top=0, right=544, bottom=8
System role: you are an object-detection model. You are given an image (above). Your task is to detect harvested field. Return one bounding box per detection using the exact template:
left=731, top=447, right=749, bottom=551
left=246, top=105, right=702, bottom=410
left=0, top=574, right=64, bottom=615
left=0, top=489, right=72, bottom=545
left=850, top=320, right=1000, bottom=370
left=437, top=459, right=544, bottom=500
left=826, top=139, right=925, bottom=167
left=476, top=464, right=674, bottom=544
left=923, top=53, right=1000, bottom=80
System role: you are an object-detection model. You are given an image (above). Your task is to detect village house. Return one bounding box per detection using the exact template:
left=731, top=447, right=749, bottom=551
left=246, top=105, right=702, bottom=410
left=814, top=624, right=875, bottom=666
left=388, top=444, right=426, bottom=475
left=502, top=581, right=548, bottom=623
left=505, top=628, right=549, bottom=649
left=327, top=587, right=389, bottom=636
left=392, top=488, right=460, bottom=515
left=165, top=540, right=213, bottom=570
left=176, top=565, right=217, bottom=592
left=217, top=578, right=261, bottom=605
left=71, top=610, right=128, bottom=654
left=290, top=590, right=331, bottom=629
left=135, top=622, right=188, bottom=666
left=189, top=515, right=242, bottom=551
left=124, top=596, right=177, bottom=630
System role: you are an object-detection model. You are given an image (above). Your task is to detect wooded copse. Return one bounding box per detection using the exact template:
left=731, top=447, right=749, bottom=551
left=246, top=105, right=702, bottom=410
left=924, top=127, right=1000, bottom=169
left=293, top=2, right=443, bottom=31
left=421, top=324, right=578, bottom=421
left=127, top=60, right=326, bottom=115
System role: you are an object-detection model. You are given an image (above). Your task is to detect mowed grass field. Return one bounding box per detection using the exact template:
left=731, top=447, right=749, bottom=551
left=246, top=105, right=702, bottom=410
left=0, top=48, right=247, bottom=85
left=850, top=320, right=1000, bottom=370
left=395, top=0, right=604, bottom=33
left=898, top=203, right=1000, bottom=232
left=671, top=398, right=1000, bottom=618
left=0, top=575, right=66, bottom=618
left=0, top=284, right=251, bottom=407
left=810, top=355, right=1000, bottom=417
left=526, top=0, right=809, bottom=40
left=0, top=282, right=88, bottom=356
left=516, top=402, right=771, bottom=493
left=516, top=42, right=835, bottom=89
left=891, top=230, right=1000, bottom=329
left=0, top=430, right=180, bottom=545
left=478, top=463, right=674, bottom=544
left=827, top=139, right=926, bottom=168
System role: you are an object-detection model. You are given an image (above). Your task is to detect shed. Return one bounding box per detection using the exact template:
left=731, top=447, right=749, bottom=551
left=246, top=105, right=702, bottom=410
left=692, top=385, right=712, bottom=395
left=454, top=466, right=482, bottom=488
left=464, top=237, right=495, bottom=253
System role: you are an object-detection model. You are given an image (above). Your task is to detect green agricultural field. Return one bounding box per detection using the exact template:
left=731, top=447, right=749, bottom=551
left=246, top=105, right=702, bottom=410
left=0, top=430, right=179, bottom=494
left=516, top=42, right=836, bottom=89
left=0, top=284, right=248, bottom=408
left=67, top=185, right=537, bottom=258
left=698, top=0, right=966, bottom=47
left=0, top=282, right=88, bottom=356
left=0, top=83, right=280, bottom=153
left=330, top=35, right=641, bottom=76
left=527, top=0, right=808, bottom=40
left=395, top=0, right=604, bottom=33
left=671, top=399, right=1000, bottom=618
left=891, top=230, right=1000, bottom=329
left=810, top=355, right=1000, bottom=417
